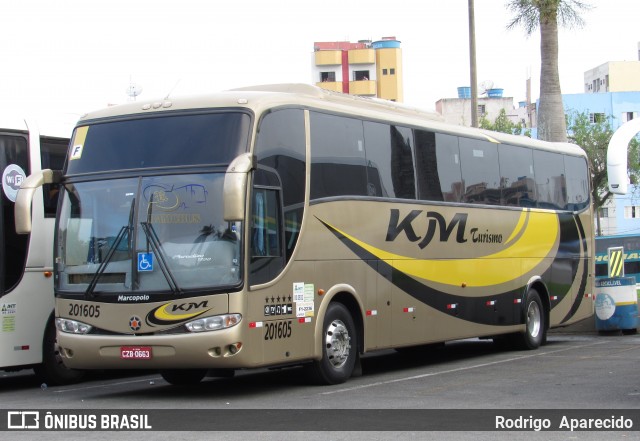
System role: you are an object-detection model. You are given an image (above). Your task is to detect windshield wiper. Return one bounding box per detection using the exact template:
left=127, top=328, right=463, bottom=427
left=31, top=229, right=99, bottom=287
left=139, top=193, right=182, bottom=295
left=84, top=227, right=129, bottom=298
left=84, top=198, right=135, bottom=298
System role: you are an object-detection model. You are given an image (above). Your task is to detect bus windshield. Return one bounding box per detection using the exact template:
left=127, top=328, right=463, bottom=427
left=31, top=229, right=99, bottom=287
left=66, top=111, right=251, bottom=174
left=58, top=174, right=242, bottom=295
left=56, top=111, right=251, bottom=296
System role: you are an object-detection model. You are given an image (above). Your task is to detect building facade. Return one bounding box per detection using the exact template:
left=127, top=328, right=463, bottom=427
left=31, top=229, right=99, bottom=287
left=435, top=94, right=529, bottom=128
left=584, top=60, right=640, bottom=94
left=312, top=37, right=403, bottom=102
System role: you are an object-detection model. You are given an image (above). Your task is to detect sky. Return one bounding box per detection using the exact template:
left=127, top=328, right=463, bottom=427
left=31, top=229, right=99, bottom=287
left=1, top=0, right=638, bottom=118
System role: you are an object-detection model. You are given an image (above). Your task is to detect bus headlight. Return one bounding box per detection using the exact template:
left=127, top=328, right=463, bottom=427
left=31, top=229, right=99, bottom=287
left=55, top=318, right=93, bottom=334
left=185, top=314, right=242, bottom=333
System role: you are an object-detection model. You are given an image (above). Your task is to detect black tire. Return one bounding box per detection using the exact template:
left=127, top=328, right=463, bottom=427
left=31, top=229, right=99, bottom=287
left=34, top=319, right=85, bottom=386
left=514, top=289, right=546, bottom=350
left=160, top=369, right=207, bottom=385
left=307, top=302, right=358, bottom=385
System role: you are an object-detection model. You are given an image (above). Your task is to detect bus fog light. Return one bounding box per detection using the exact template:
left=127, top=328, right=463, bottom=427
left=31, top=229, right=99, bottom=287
left=55, top=318, right=93, bottom=334
left=228, top=342, right=242, bottom=354
left=185, top=314, right=242, bottom=333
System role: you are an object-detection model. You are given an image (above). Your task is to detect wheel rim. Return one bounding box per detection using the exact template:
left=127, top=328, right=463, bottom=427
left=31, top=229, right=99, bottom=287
left=324, top=319, right=351, bottom=369
left=526, top=300, right=541, bottom=339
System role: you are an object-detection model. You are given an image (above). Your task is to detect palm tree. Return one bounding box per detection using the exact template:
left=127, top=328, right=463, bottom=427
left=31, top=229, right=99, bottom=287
left=506, top=0, right=591, bottom=142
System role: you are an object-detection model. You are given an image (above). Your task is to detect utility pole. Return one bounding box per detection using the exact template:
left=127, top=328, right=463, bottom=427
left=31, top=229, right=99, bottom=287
left=468, top=0, right=478, bottom=127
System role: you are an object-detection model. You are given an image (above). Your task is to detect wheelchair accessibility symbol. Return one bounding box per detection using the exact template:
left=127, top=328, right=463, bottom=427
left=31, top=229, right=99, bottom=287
left=138, top=252, right=154, bottom=272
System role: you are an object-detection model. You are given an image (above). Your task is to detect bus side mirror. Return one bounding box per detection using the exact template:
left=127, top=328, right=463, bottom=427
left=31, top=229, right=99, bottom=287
left=607, top=117, right=640, bottom=195
left=15, top=169, right=62, bottom=234
left=223, top=153, right=255, bottom=221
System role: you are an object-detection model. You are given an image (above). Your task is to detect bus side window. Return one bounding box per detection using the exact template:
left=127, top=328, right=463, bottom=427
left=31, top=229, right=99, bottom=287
left=564, top=155, right=589, bottom=211
left=309, top=112, right=368, bottom=198
left=40, top=136, right=69, bottom=218
left=415, top=130, right=462, bottom=203
left=251, top=189, right=281, bottom=257
left=498, top=144, right=537, bottom=208
left=459, top=137, right=500, bottom=205
left=363, top=121, right=416, bottom=199
left=254, top=108, right=306, bottom=263
left=533, top=150, right=567, bottom=210
left=249, top=184, right=285, bottom=285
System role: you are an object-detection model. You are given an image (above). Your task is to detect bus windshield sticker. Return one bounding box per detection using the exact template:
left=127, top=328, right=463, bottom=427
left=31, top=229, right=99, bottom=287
left=144, top=183, right=208, bottom=212
left=138, top=252, right=154, bottom=272
left=1, top=302, right=17, bottom=332
left=304, top=284, right=314, bottom=302
left=70, top=126, right=89, bottom=160
left=293, top=283, right=314, bottom=302
left=293, top=282, right=304, bottom=302
left=70, top=144, right=83, bottom=160
left=264, top=303, right=293, bottom=317
left=296, top=302, right=314, bottom=318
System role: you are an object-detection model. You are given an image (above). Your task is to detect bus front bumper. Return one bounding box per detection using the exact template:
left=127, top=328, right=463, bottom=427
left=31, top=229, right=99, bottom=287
left=56, top=325, right=260, bottom=370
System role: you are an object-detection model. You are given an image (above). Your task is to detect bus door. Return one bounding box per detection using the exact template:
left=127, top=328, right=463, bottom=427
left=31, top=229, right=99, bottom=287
left=0, top=130, right=31, bottom=364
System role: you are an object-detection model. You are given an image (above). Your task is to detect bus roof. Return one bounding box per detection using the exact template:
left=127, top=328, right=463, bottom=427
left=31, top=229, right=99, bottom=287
left=79, top=84, right=587, bottom=158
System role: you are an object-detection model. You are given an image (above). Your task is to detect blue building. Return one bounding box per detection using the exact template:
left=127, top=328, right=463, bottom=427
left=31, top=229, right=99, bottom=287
left=561, top=91, right=640, bottom=236
left=563, top=91, right=640, bottom=128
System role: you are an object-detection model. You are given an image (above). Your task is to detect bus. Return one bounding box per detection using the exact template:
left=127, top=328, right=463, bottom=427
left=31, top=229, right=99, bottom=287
left=0, top=114, right=84, bottom=384
left=15, top=84, right=594, bottom=385
left=595, top=234, right=640, bottom=284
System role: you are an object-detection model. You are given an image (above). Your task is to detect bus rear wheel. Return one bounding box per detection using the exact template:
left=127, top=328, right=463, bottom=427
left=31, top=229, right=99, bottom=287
left=160, top=368, right=207, bottom=385
left=307, top=302, right=358, bottom=385
left=515, top=288, right=546, bottom=350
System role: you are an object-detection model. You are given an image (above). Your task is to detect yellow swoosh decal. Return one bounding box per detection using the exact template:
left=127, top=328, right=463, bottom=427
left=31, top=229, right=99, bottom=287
left=504, top=209, right=528, bottom=245
left=153, top=302, right=210, bottom=321
left=328, top=210, right=558, bottom=287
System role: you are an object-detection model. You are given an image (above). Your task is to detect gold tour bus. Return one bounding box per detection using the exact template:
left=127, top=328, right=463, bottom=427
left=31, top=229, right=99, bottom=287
left=15, top=84, right=594, bottom=385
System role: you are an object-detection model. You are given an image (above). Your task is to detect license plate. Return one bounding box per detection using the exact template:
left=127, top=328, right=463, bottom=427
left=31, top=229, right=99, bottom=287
left=120, top=346, right=152, bottom=360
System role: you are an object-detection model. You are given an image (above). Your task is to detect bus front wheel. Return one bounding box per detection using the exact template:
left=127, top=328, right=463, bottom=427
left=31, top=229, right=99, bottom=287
left=34, top=318, right=85, bottom=386
left=307, top=302, right=358, bottom=385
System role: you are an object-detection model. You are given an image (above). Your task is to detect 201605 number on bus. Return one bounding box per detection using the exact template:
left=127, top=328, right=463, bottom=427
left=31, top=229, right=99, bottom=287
left=120, top=346, right=152, bottom=360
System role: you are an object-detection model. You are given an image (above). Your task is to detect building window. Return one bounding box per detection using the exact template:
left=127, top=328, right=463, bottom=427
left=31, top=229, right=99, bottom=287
left=353, top=70, right=369, bottom=81
left=478, top=105, right=486, bottom=116
left=599, top=207, right=609, bottom=218
left=320, top=72, right=336, bottom=82
left=622, top=112, right=638, bottom=122
left=624, top=206, right=640, bottom=219
left=390, top=68, right=395, bottom=75
left=589, top=113, right=605, bottom=124
left=382, top=69, right=388, bottom=75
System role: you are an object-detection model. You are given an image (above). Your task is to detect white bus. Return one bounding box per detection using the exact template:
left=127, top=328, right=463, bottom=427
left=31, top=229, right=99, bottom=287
left=16, top=85, right=594, bottom=386
left=0, top=115, right=83, bottom=384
